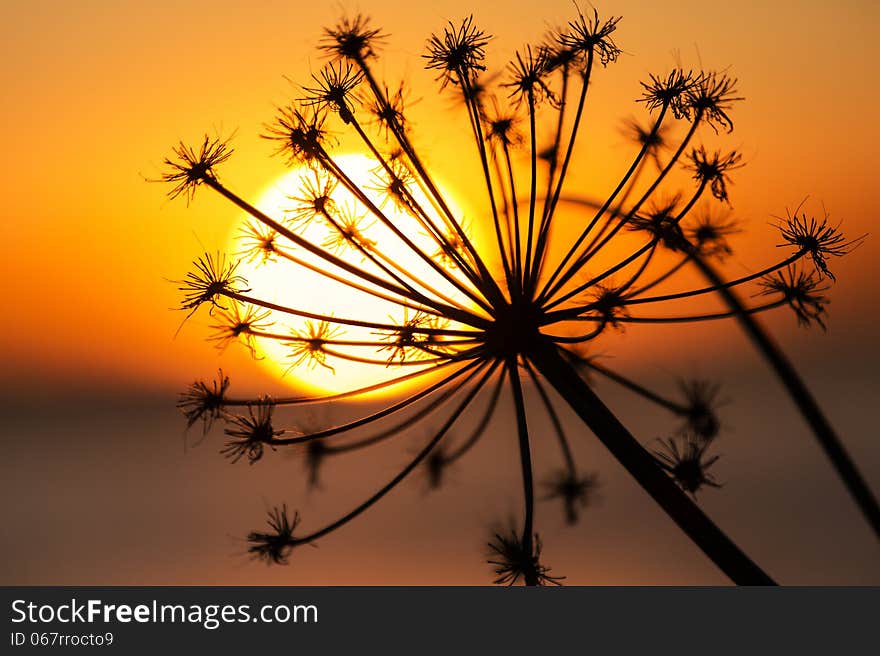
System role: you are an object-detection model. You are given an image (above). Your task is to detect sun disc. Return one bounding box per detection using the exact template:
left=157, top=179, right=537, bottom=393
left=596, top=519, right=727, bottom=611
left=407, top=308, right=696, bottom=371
left=228, top=154, right=477, bottom=397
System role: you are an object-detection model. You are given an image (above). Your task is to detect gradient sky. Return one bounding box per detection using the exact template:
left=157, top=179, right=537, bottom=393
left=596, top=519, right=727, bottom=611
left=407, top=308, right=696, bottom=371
left=1, top=0, right=877, bottom=584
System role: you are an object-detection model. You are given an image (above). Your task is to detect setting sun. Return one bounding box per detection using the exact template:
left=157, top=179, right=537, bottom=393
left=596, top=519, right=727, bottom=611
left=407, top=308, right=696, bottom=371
left=229, top=153, right=477, bottom=395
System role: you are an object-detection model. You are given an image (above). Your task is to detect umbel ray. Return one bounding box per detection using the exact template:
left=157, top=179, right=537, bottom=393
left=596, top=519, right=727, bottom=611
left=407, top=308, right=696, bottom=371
left=159, top=8, right=873, bottom=585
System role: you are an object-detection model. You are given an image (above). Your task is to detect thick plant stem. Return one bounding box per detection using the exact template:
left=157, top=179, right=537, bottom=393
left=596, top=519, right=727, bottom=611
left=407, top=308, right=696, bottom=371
left=689, top=252, right=880, bottom=539
left=527, top=338, right=776, bottom=585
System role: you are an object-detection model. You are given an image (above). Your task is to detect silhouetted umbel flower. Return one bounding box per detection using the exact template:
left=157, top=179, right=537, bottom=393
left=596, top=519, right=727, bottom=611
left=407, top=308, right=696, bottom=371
left=488, top=530, right=562, bottom=586
left=653, top=435, right=721, bottom=495
left=778, top=212, right=864, bottom=281
left=159, top=6, right=873, bottom=586
left=759, top=267, right=829, bottom=330
left=161, top=135, right=233, bottom=202
left=424, top=16, right=490, bottom=88
left=222, top=398, right=283, bottom=464
left=248, top=505, right=300, bottom=565
left=177, top=369, right=230, bottom=432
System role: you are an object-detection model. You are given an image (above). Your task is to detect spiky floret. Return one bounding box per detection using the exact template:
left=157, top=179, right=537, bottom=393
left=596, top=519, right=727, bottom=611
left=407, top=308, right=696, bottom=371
left=301, top=63, right=364, bottom=124
left=637, top=69, right=696, bottom=119
left=488, top=530, right=563, bottom=586
left=321, top=204, right=376, bottom=254
left=286, top=170, right=339, bottom=227
left=286, top=321, right=343, bottom=372
left=621, top=117, right=669, bottom=168
left=320, top=14, right=386, bottom=61
left=423, top=16, right=490, bottom=88
left=222, top=398, right=283, bottom=464
left=686, top=211, right=740, bottom=260
left=161, top=135, right=233, bottom=202
left=238, top=220, right=281, bottom=264
left=377, top=311, right=451, bottom=364
left=262, top=105, right=328, bottom=165
left=686, top=72, right=743, bottom=133
left=247, top=504, right=299, bottom=565
left=504, top=46, right=555, bottom=105
left=586, top=285, right=630, bottom=329
left=175, top=252, right=249, bottom=317
left=177, top=369, right=230, bottom=432
left=542, top=469, right=599, bottom=525
left=628, top=197, right=687, bottom=251
left=759, top=267, right=830, bottom=330
left=652, top=435, right=721, bottom=495
left=687, top=147, right=744, bottom=203
left=208, top=303, right=273, bottom=355
left=677, top=380, right=723, bottom=443
left=778, top=213, right=864, bottom=280
left=559, top=8, right=622, bottom=67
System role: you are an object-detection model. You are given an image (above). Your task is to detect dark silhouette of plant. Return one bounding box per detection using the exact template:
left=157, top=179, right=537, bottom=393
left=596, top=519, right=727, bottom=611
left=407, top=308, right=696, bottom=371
left=160, top=8, right=874, bottom=585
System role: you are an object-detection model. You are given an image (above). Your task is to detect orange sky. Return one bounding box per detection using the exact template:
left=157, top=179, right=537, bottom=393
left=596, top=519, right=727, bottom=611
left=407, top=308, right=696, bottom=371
left=1, top=0, right=877, bottom=394
left=1, top=0, right=878, bottom=587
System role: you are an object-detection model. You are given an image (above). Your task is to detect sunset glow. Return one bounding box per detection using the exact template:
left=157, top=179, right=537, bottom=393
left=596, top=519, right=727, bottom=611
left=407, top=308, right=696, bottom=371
left=2, top=0, right=877, bottom=588
left=230, top=154, right=474, bottom=395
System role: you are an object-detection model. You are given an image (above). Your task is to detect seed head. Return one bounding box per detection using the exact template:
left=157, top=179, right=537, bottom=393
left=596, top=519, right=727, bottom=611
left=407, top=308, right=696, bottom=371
left=637, top=69, right=697, bottom=119
left=161, top=135, right=233, bottom=203
left=378, top=311, right=448, bottom=364
left=247, top=504, right=299, bottom=565
left=759, top=267, right=830, bottom=330
left=238, top=221, right=281, bottom=265
left=262, top=105, right=328, bottom=165
left=222, top=398, right=283, bottom=464
left=685, top=210, right=740, bottom=260
left=687, top=72, right=743, bottom=133
left=628, top=197, right=687, bottom=251
left=778, top=212, right=864, bottom=280
left=504, top=46, right=556, bottom=105
left=208, top=303, right=273, bottom=356
left=320, top=14, right=386, bottom=62
left=621, top=117, right=669, bottom=168
left=175, top=252, right=249, bottom=318
left=542, top=469, right=599, bottom=525
left=424, top=445, right=451, bottom=491
left=286, top=321, right=342, bottom=372
left=559, top=8, right=622, bottom=67
left=364, top=82, right=410, bottom=137
left=488, top=530, right=563, bottom=586
left=287, top=170, right=339, bottom=227
left=322, top=204, right=376, bottom=255
left=424, top=16, right=490, bottom=89
left=652, top=435, right=721, bottom=496
left=677, top=379, right=723, bottom=443
left=177, top=369, right=230, bottom=433
left=303, top=439, right=328, bottom=491
left=687, top=146, right=744, bottom=203
left=301, top=63, right=364, bottom=124
left=586, top=285, right=630, bottom=330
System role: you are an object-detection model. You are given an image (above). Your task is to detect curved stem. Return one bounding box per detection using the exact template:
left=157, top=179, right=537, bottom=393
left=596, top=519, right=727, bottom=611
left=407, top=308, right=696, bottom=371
left=272, top=358, right=483, bottom=445
left=445, top=369, right=506, bottom=462
left=354, top=57, right=507, bottom=307
left=523, top=359, right=575, bottom=473
left=507, top=356, right=538, bottom=586
left=625, top=250, right=805, bottom=306
left=222, top=359, right=466, bottom=407
left=204, top=178, right=487, bottom=329
left=224, top=290, right=482, bottom=336
left=531, top=54, right=594, bottom=297
left=537, top=104, right=669, bottom=304
left=687, top=248, right=880, bottom=539
left=290, top=360, right=500, bottom=545
left=527, top=338, right=776, bottom=585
